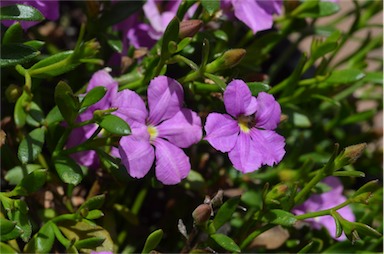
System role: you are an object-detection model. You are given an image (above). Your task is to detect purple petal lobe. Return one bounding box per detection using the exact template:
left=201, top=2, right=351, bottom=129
left=250, top=129, right=285, bottom=166
left=204, top=113, right=239, bottom=152
left=153, top=138, right=190, bottom=185
left=224, top=80, right=256, bottom=117
left=228, top=132, right=262, bottom=173
left=147, top=76, right=184, bottom=125
left=231, top=0, right=274, bottom=34
left=157, top=108, right=202, bottom=148
left=87, top=70, right=117, bottom=92
left=119, top=135, right=154, bottom=179
left=112, top=89, right=148, bottom=125
left=255, top=92, right=281, bottom=130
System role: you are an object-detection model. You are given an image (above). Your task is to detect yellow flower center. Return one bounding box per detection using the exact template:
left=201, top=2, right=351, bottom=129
left=238, top=120, right=250, bottom=133
left=237, top=115, right=255, bottom=133
left=147, top=125, right=158, bottom=140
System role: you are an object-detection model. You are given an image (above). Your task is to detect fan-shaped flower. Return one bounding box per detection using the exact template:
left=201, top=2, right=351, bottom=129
left=114, top=76, right=202, bottom=185
left=204, top=80, right=285, bottom=173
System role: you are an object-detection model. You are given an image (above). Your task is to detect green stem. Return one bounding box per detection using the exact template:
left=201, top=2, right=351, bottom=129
left=294, top=200, right=351, bottom=220
left=116, top=70, right=143, bottom=87
left=53, top=128, right=71, bottom=157
left=170, top=55, right=198, bottom=70
left=294, top=170, right=325, bottom=205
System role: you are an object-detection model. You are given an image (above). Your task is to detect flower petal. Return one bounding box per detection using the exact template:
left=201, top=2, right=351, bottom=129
left=157, top=108, right=202, bottom=148
left=153, top=138, right=190, bottom=185
left=119, top=135, right=154, bottom=179
left=112, top=89, right=148, bottom=126
left=255, top=92, right=281, bottom=130
left=231, top=0, right=274, bottom=34
left=224, top=80, right=256, bottom=117
left=204, top=113, right=239, bottom=152
left=86, top=70, right=118, bottom=111
left=228, top=132, right=262, bottom=173
left=250, top=128, right=285, bottom=166
left=147, top=76, right=184, bottom=125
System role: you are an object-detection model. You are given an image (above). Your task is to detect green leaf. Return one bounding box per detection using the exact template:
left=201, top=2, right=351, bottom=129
left=0, top=4, right=44, bottom=21
left=54, top=156, right=83, bottom=185
left=26, top=102, right=45, bottom=127
left=311, top=42, right=338, bottom=61
left=0, top=242, right=18, bottom=254
left=85, top=210, right=104, bottom=220
left=213, top=30, right=228, bottom=42
left=262, top=209, right=297, bottom=227
left=294, top=1, right=340, bottom=18
left=333, top=171, right=365, bottom=177
left=0, top=225, right=23, bottom=242
left=210, top=233, right=241, bottom=253
left=54, top=81, right=80, bottom=125
left=297, top=238, right=323, bottom=253
left=5, top=164, right=42, bottom=185
left=24, top=40, right=45, bottom=50
left=74, top=237, right=106, bottom=250
left=293, top=112, right=311, bottom=128
left=105, top=34, right=123, bottom=53
left=79, top=194, right=105, bottom=212
left=0, top=44, right=40, bottom=67
left=80, top=86, right=107, bottom=111
left=201, top=0, right=220, bottom=15
left=18, top=127, right=45, bottom=164
left=4, top=199, right=32, bottom=242
left=0, top=218, right=16, bottom=235
left=247, top=82, right=270, bottom=96
left=99, top=1, right=143, bottom=28
left=14, top=91, right=30, bottom=128
left=28, top=50, right=72, bottom=73
left=353, top=222, right=382, bottom=238
left=340, top=110, right=375, bottom=126
left=57, top=220, right=114, bottom=253
left=14, top=169, right=47, bottom=195
left=142, top=229, right=163, bottom=254
left=204, top=73, right=226, bottom=90
left=161, top=17, right=180, bottom=60
left=113, top=203, right=139, bottom=225
left=98, top=114, right=131, bottom=136
left=45, top=106, right=64, bottom=126
left=2, top=22, right=23, bottom=44
left=24, top=221, right=55, bottom=254
left=213, top=196, right=241, bottom=230
left=325, top=69, right=365, bottom=84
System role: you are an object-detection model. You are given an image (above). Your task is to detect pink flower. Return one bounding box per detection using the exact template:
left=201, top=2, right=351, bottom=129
left=292, top=176, right=356, bottom=241
left=221, top=0, right=282, bottom=34
left=66, top=70, right=119, bottom=168
left=114, top=76, right=202, bottom=185
left=204, top=80, right=285, bottom=173
left=1, top=0, right=59, bottom=29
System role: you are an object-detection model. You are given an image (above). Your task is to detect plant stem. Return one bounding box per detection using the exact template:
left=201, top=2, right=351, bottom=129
left=294, top=200, right=351, bottom=220
left=131, top=187, right=148, bottom=215
left=294, top=170, right=325, bottom=205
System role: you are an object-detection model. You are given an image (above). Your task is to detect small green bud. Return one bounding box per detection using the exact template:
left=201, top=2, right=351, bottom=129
left=350, top=180, right=379, bottom=204
left=206, top=49, right=246, bottom=73
left=335, top=143, right=366, bottom=169
left=265, top=183, right=289, bottom=205
left=5, top=84, right=22, bottom=103
left=192, top=204, right=212, bottom=225
left=179, top=20, right=203, bottom=39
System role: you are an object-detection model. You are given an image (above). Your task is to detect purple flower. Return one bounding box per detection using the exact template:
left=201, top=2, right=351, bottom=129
left=221, top=0, right=282, bottom=34
left=66, top=70, right=119, bottom=168
left=292, top=176, right=356, bottom=241
left=114, top=76, right=202, bottom=185
left=204, top=80, right=285, bottom=173
left=1, top=0, right=59, bottom=29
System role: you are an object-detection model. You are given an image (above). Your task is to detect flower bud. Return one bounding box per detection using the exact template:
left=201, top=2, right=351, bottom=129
left=335, top=143, right=366, bottom=169
left=206, top=49, right=246, bottom=73
left=5, top=84, right=22, bottom=103
left=179, top=20, right=203, bottom=39
left=192, top=204, right=212, bottom=225
left=265, top=183, right=289, bottom=205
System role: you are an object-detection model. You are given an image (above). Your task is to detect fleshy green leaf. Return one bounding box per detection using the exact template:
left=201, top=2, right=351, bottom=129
left=26, top=102, right=45, bottom=127
left=0, top=4, right=44, bottom=21
left=4, top=199, right=32, bottom=242
left=201, top=0, right=220, bottom=15
left=247, top=82, right=270, bottom=96
left=85, top=210, right=104, bottom=220
left=45, top=106, right=64, bottom=126
left=18, top=127, right=45, bottom=164
left=213, top=196, right=241, bottom=230
left=74, top=237, right=106, bottom=250
left=0, top=225, right=23, bottom=242
left=325, top=69, right=365, bottom=84
left=0, top=218, right=16, bottom=235
left=79, top=194, right=105, bottom=212
left=0, top=44, right=40, bottom=67
left=24, top=40, right=45, bottom=50
left=2, top=22, right=23, bottom=44
left=142, top=229, right=163, bottom=254
left=161, top=17, right=180, bottom=60
left=262, top=209, right=298, bottom=227
left=294, top=1, right=340, bottom=18
left=24, top=221, right=55, bottom=254
left=5, top=164, right=42, bottom=185
left=14, top=169, right=47, bottom=195
left=0, top=242, right=18, bottom=254
left=54, top=156, right=84, bottom=186
left=14, top=91, right=30, bottom=128
left=54, top=81, right=80, bottom=125
left=80, top=86, right=107, bottom=112
left=97, top=114, right=131, bottom=136
left=211, top=233, right=241, bottom=253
